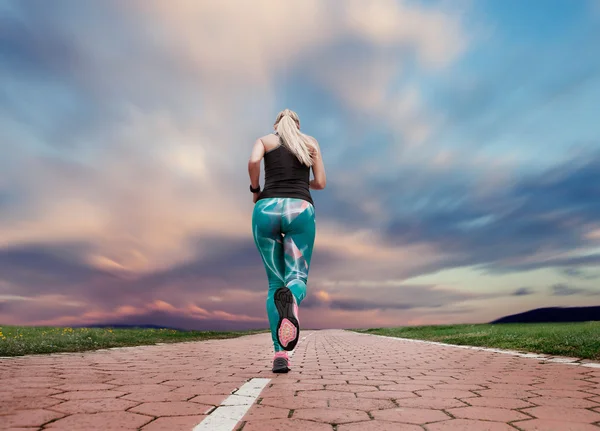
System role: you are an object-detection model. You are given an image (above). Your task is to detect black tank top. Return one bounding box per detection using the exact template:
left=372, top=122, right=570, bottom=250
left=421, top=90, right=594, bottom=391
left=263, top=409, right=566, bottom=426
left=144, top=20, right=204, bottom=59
left=257, top=135, right=314, bottom=206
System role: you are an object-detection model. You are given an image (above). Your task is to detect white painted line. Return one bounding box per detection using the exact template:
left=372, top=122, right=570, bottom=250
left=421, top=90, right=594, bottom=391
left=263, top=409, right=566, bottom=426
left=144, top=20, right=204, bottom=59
left=581, top=362, right=600, bottom=368
left=192, top=331, right=314, bottom=430
left=545, top=357, right=580, bottom=363
left=356, top=331, right=600, bottom=369
left=192, top=377, right=270, bottom=431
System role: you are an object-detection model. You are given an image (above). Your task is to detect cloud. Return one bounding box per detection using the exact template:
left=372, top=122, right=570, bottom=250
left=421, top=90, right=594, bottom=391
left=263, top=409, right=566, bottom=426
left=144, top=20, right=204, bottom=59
left=301, top=281, right=490, bottom=312
left=561, top=267, right=599, bottom=280
left=550, top=283, right=588, bottom=296
left=0, top=0, right=470, bottom=277
left=549, top=283, right=600, bottom=297
left=380, top=151, right=600, bottom=276
left=513, top=287, right=534, bottom=296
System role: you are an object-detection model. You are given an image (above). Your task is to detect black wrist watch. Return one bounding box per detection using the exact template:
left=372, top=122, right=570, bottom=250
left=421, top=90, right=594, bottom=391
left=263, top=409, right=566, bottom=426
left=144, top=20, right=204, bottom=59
left=250, top=184, right=261, bottom=193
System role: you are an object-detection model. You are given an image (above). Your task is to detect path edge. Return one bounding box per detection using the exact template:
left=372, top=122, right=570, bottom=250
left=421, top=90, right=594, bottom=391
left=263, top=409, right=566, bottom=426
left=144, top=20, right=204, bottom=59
left=349, top=329, right=600, bottom=369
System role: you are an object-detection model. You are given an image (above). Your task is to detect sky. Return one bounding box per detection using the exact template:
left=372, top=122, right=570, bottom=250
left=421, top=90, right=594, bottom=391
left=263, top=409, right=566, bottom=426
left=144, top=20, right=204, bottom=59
left=1, top=0, right=600, bottom=331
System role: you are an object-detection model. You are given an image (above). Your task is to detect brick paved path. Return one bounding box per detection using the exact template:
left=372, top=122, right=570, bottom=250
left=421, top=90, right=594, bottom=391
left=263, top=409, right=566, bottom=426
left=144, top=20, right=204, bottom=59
left=1, top=330, right=600, bottom=430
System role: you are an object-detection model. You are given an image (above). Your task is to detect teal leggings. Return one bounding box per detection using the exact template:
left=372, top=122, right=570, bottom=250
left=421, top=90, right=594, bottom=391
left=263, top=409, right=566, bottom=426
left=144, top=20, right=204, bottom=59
left=252, top=197, right=316, bottom=352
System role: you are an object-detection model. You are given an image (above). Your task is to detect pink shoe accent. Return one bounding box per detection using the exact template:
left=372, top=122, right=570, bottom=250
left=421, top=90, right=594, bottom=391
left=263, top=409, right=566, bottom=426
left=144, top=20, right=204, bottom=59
left=278, top=318, right=297, bottom=348
left=274, top=351, right=291, bottom=366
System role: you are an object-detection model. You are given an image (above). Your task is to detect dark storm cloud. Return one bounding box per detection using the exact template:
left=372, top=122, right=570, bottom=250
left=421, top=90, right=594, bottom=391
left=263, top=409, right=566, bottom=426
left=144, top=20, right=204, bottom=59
left=328, top=299, right=416, bottom=312
left=550, top=283, right=600, bottom=297
left=0, top=242, right=109, bottom=288
left=561, top=267, right=599, bottom=280
left=550, top=283, right=588, bottom=296
left=497, top=254, right=600, bottom=273
left=0, top=4, right=81, bottom=77
left=142, top=235, right=342, bottom=293
left=0, top=2, right=97, bottom=141
left=381, top=151, right=600, bottom=275
left=0, top=243, right=136, bottom=312
left=301, top=284, right=495, bottom=313
left=513, top=287, right=534, bottom=296
left=0, top=236, right=345, bottom=323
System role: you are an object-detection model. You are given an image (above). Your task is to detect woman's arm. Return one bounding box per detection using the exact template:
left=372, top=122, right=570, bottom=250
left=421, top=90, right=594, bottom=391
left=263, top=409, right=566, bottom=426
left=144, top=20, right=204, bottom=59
left=309, top=138, right=326, bottom=190
left=248, top=138, right=265, bottom=201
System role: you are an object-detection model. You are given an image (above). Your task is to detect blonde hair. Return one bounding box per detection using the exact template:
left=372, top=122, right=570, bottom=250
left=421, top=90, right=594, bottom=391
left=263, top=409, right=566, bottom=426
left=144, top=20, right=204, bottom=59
left=274, top=109, right=315, bottom=166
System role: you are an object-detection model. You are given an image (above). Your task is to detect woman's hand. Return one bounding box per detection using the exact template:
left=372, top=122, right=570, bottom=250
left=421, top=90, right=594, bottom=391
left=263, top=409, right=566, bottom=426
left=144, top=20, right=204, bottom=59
left=253, top=192, right=260, bottom=203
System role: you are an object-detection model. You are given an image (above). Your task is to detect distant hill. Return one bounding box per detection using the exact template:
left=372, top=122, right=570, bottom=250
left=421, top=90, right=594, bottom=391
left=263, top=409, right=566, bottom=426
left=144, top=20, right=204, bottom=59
left=75, top=323, right=188, bottom=331
left=491, top=306, right=600, bottom=324
left=71, top=311, right=267, bottom=332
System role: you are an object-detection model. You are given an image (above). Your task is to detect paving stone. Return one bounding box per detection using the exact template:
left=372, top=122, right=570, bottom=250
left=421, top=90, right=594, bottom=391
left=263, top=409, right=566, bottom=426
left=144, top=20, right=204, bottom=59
left=525, top=396, right=600, bottom=408
left=140, top=414, right=207, bottom=430
left=395, top=396, right=469, bottom=409
left=50, top=397, right=139, bottom=414
left=447, top=406, right=531, bottom=422
left=378, top=383, right=434, bottom=392
left=296, top=390, right=359, bottom=400
left=530, top=389, right=596, bottom=398
left=346, top=379, right=397, bottom=386
left=242, top=419, right=333, bottom=431
left=292, top=407, right=370, bottom=423
left=425, top=418, right=520, bottom=430
left=259, top=396, right=328, bottom=409
left=521, top=405, right=600, bottom=423
left=0, top=396, right=63, bottom=411
left=462, top=396, right=535, bottom=409
left=45, top=411, right=152, bottom=429
left=1, top=409, right=65, bottom=428
left=187, top=394, right=228, bottom=405
left=416, top=388, right=479, bottom=399
left=338, top=420, right=423, bottom=430
left=328, top=397, right=396, bottom=411
left=431, top=383, right=488, bottom=391
left=121, top=391, right=191, bottom=402
left=513, top=419, right=600, bottom=430
left=50, top=390, right=128, bottom=400
left=128, top=401, right=213, bottom=416
left=372, top=407, right=450, bottom=424
left=270, top=383, right=325, bottom=391
left=51, top=383, right=117, bottom=391
left=324, top=384, right=379, bottom=392
left=241, top=404, right=290, bottom=421
left=4, top=389, right=63, bottom=398
left=357, top=390, right=418, bottom=400
left=113, top=384, right=175, bottom=393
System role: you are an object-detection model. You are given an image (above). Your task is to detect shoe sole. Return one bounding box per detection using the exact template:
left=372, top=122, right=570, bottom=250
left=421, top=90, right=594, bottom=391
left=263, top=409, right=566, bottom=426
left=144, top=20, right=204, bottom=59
left=274, top=286, right=299, bottom=351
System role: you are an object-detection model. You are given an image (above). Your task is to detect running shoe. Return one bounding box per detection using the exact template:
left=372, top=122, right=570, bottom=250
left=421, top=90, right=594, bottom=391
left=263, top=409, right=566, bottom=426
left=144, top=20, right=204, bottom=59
left=272, top=351, right=291, bottom=373
left=274, top=286, right=300, bottom=351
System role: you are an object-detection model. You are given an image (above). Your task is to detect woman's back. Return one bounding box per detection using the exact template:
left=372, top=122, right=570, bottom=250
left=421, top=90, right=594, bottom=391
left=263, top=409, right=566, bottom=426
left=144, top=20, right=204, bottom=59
left=258, top=133, right=314, bottom=206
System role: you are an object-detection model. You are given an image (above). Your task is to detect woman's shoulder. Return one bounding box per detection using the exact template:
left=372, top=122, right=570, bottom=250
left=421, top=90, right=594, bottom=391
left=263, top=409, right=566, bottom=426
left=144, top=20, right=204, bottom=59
left=258, top=133, right=281, bottom=152
left=258, top=132, right=278, bottom=141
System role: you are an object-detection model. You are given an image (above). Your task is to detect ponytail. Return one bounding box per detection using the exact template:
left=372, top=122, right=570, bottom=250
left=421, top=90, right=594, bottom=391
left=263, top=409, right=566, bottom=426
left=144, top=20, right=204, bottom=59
left=274, top=109, right=315, bottom=166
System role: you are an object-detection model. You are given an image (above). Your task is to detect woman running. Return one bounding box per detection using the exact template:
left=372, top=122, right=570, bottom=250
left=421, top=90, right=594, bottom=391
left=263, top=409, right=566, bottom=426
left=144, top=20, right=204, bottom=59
left=248, top=108, right=326, bottom=373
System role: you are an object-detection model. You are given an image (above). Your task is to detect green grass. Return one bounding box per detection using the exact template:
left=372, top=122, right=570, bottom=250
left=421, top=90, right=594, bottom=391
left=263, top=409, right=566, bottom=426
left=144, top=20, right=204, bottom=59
left=355, top=322, right=600, bottom=360
left=0, top=325, right=268, bottom=357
